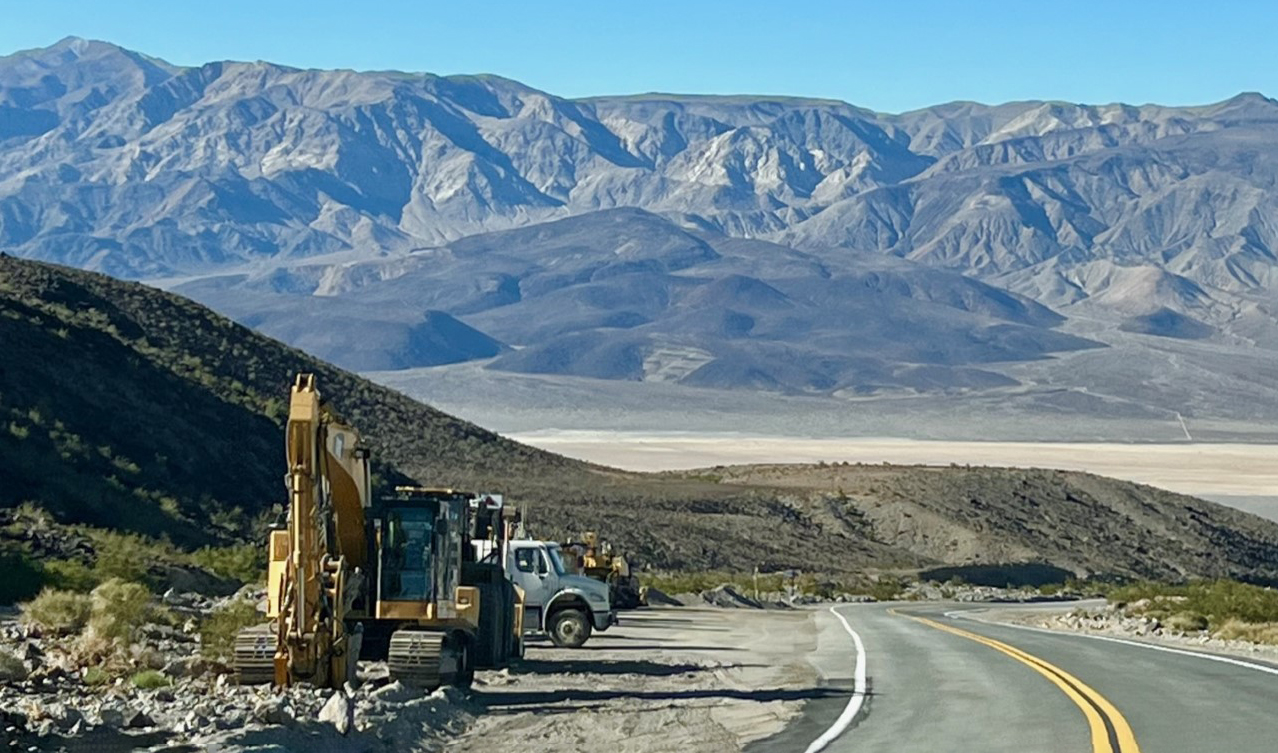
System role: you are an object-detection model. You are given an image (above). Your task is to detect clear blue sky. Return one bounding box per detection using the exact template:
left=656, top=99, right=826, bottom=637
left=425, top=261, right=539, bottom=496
left=4, top=1, right=1275, bottom=113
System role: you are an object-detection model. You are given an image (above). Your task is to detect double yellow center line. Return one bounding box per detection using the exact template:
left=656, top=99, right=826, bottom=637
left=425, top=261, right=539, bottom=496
left=889, top=609, right=1142, bottom=753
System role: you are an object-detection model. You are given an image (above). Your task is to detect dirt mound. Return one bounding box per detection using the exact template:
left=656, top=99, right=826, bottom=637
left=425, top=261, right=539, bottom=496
left=643, top=587, right=684, bottom=607
left=699, top=585, right=763, bottom=609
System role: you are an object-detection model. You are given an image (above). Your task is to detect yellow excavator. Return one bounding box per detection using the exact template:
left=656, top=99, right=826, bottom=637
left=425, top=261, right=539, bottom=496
left=233, top=374, right=521, bottom=689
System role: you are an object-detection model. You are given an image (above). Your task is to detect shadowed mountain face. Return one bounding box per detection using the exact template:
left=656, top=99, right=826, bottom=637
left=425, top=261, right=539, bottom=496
left=1, top=38, right=1276, bottom=405
left=173, top=209, right=1098, bottom=392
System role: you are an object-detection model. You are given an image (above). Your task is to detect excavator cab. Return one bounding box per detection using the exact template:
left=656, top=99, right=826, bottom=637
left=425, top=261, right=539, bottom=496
left=373, top=489, right=465, bottom=612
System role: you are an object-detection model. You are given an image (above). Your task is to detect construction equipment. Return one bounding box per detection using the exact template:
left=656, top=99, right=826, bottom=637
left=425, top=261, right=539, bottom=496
left=562, top=532, right=647, bottom=609
left=233, top=374, right=521, bottom=689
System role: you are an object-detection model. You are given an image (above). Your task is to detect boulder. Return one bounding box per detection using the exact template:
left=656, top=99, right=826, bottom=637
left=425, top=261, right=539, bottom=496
left=318, top=691, right=352, bottom=735
left=371, top=680, right=417, bottom=704
left=122, top=709, right=154, bottom=729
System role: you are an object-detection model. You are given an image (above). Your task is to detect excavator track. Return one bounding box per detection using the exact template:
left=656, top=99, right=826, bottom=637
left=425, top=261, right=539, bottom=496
left=388, top=630, right=459, bottom=690
left=233, top=624, right=277, bottom=685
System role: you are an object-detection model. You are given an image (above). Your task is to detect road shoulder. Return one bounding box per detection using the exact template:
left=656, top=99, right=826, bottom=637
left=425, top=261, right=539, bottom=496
left=450, top=606, right=824, bottom=753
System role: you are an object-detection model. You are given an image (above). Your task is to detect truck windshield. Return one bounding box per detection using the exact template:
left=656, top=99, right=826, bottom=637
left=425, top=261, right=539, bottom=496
left=546, top=546, right=567, bottom=576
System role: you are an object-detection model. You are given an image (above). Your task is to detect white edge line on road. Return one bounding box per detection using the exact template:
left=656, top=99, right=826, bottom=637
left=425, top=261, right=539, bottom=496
left=804, top=606, right=868, bottom=753
left=946, top=609, right=1278, bottom=677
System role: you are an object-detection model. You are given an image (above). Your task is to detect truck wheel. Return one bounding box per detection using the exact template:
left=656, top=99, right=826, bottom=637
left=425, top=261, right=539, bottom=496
left=456, top=639, right=474, bottom=688
left=548, top=609, right=592, bottom=648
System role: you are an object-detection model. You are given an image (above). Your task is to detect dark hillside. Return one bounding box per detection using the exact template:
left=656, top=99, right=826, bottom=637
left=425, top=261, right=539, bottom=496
left=4, top=256, right=1278, bottom=587
left=0, top=255, right=584, bottom=544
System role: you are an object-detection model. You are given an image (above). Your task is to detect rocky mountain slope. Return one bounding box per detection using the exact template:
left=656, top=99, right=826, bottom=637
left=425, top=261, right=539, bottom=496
left=4, top=256, right=1278, bottom=585
left=175, top=208, right=1099, bottom=390
left=1, top=37, right=1275, bottom=416
left=1, top=38, right=1275, bottom=300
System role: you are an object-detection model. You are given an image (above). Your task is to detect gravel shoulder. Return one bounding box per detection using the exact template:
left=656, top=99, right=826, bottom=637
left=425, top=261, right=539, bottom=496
left=451, top=606, right=822, bottom=753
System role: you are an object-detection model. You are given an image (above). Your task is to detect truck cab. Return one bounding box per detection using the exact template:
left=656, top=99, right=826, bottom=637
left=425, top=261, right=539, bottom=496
left=506, top=540, right=614, bottom=647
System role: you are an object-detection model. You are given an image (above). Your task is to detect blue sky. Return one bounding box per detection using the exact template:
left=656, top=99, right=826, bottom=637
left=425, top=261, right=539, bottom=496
left=3, top=1, right=1275, bottom=113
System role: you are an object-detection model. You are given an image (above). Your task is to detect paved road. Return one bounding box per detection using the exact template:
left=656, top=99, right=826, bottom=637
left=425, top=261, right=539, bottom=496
left=755, top=603, right=1278, bottom=753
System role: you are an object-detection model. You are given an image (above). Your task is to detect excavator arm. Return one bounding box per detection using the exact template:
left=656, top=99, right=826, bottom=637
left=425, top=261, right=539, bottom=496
left=237, top=373, right=371, bottom=687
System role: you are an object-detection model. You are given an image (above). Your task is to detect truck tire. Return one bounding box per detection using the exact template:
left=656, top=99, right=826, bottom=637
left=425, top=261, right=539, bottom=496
left=548, top=608, right=592, bottom=648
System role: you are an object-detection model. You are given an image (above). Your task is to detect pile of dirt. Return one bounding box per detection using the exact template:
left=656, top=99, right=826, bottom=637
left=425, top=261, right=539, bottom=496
left=699, top=585, right=764, bottom=609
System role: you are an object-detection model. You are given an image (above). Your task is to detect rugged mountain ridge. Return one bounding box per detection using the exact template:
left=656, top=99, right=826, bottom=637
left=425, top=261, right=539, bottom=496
left=2, top=38, right=1276, bottom=409
left=3, top=38, right=1276, bottom=299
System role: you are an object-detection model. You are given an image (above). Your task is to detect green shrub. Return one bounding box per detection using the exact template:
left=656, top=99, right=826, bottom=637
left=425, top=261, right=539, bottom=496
left=1165, top=611, right=1209, bottom=633
left=42, top=559, right=99, bottom=592
left=0, top=651, right=27, bottom=683
left=190, top=543, right=266, bottom=585
left=20, top=588, right=92, bottom=635
left=83, top=666, right=110, bottom=686
left=129, top=669, right=170, bottom=689
left=87, top=579, right=152, bottom=641
left=867, top=578, right=904, bottom=602
left=92, top=533, right=154, bottom=583
left=1213, top=619, right=1278, bottom=645
left=1110, top=580, right=1278, bottom=628
left=0, top=545, right=45, bottom=604
left=200, top=599, right=265, bottom=659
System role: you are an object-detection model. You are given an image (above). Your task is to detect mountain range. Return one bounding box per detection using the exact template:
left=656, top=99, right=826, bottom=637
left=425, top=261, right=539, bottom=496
left=2, top=37, right=1277, bottom=423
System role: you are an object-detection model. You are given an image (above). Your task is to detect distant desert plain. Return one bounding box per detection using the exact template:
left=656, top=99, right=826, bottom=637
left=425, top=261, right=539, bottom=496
left=509, top=432, right=1278, bottom=521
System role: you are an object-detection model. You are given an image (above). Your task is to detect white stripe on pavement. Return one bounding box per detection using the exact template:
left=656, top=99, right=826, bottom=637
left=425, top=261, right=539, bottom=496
left=804, top=606, right=868, bottom=753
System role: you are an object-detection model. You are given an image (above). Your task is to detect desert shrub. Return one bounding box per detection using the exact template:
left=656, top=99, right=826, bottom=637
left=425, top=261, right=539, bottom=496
left=70, top=631, right=125, bottom=671
left=0, top=651, right=27, bottom=683
left=87, top=579, right=152, bottom=641
left=20, top=588, right=92, bottom=635
left=0, top=545, right=45, bottom=604
left=1213, top=619, right=1278, bottom=645
left=866, top=578, right=905, bottom=602
left=129, top=669, right=170, bottom=689
left=190, top=543, right=266, bottom=585
left=92, top=533, right=154, bottom=583
left=1111, top=580, right=1278, bottom=628
left=200, top=599, right=265, bottom=659
left=41, top=559, right=99, bottom=592
left=82, top=666, right=110, bottom=686
left=1165, top=611, right=1209, bottom=633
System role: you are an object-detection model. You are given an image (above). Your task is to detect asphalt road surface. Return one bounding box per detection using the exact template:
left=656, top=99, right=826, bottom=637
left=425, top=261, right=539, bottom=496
left=756, top=603, right=1278, bottom=753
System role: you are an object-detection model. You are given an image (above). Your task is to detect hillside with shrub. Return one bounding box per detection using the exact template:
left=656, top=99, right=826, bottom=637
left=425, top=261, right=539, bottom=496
left=4, top=255, right=1278, bottom=603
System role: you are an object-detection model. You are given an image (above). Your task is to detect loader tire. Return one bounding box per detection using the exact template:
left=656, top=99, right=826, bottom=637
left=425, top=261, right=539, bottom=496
left=548, top=608, right=592, bottom=648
